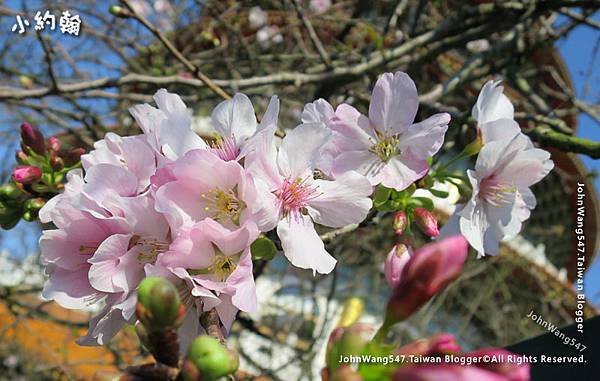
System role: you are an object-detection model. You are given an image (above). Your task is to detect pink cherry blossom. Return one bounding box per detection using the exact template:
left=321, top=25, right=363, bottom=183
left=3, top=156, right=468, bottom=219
left=156, top=219, right=259, bottom=330
left=40, top=138, right=173, bottom=345
left=440, top=81, right=553, bottom=257
left=457, top=133, right=553, bottom=257
left=129, top=89, right=207, bottom=162
left=210, top=93, right=279, bottom=161
left=153, top=148, right=276, bottom=232
left=81, top=133, right=157, bottom=194
left=315, top=72, right=449, bottom=190
left=245, top=122, right=372, bottom=274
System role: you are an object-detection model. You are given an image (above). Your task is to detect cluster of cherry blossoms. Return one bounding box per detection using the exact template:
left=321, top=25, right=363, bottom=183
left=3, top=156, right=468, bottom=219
left=35, top=70, right=552, bottom=357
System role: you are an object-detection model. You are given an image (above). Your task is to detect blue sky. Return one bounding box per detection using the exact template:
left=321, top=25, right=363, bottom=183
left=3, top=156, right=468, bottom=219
left=557, top=12, right=600, bottom=304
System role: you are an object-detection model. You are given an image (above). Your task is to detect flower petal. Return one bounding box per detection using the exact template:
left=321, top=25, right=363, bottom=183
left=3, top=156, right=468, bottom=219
left=277, top=215, right=336, bottom=274
left=308, top=171, right=372, bottom=227
left=472, top=80, right=514, bottom=125
left=399, top=113, right=449, bottom=158
left=332, top=150, right=383, bottom=183
left=369, top=72, right=418, bottom=134
left=302, top=98, right=334, bottom=124
left=278, top=122, right=331, bottom=178
left=378, top=153, right=428, bottom=191
left=212, top=93, right=258, bottom=141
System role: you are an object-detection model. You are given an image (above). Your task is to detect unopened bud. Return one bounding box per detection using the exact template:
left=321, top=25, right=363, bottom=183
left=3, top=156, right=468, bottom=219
left=63, top=147, right=85, bottom=166
left=15, top=150, right=30, bottom=165
left=19, top=75, right=34, bottom=89
left=12, top=166, right=42, bottom=185
left=337, top=297, right=364, bottom=328
left=396, top=333, right=461, bottom=356
left=414, top=207, right=439, bottom=237
left=47, top=136, right=61, bottom=153
left=22, top=210, right=35, bottom=222
left=20, top=123, right=46, bottom=155
left=0, top=183, right=24, bottom=200
left=109, top=5, right=131, bottom=18
left=23, top=198, right=45, bottom=221
left=0, top=200, right=21, bottom=230
left=136, top=276, right=184, bottom=330
left=386, top=236, right=468, bottom=323
left=50, top=156, right=64, bottom=171
left=327, top=323, right=374, bottom=372
left=392, top=211, right=408, bottom=235
left=384, top=244, right=412, bottom=289
left=465, top=348, right=530, bottom=381
left=463, top=134, right=483, bottom=157
left=187, top=336, right=239, bottom=380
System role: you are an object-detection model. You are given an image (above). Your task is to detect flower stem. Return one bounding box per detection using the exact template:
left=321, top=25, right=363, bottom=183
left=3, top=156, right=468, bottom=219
left=372, top=316, right=394, bottom=344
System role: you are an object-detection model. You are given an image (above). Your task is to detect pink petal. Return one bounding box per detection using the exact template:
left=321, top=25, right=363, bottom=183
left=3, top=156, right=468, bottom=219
left=277, top=215, right=336, bottom=274
left=369, top=72, right=418, bottom=135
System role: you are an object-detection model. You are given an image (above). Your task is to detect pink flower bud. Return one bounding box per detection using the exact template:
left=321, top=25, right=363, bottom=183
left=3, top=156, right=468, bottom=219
left=12, top=166, right=42, bottom=185
left=393, top=211, right=408, bottom=235
left=396, top=333, right=461, bottom=357
left=386, top=236, right=468, bottom=322
left=414, top=207, right=439, bottom=237
left=15, top=150, right=29, bottom=165
left=466, top=348, right=530, bottom=381
left=47, top=136, right=61, bottom=153
left=20, top=123, right=46, bottom=155
left=393, top=364, right=513, bottom=381
left=384, top=244, right=412, bottom=289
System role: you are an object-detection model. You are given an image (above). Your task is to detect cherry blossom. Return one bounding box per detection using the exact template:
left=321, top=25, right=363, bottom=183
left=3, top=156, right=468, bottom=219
left=311, top=72, right=450, bottom=190
left=246, top=122, right=372, bottom=274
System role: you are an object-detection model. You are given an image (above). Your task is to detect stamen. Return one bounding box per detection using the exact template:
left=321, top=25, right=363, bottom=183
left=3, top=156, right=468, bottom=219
left=201, top=186, right=246, bottom=225
left=188, top=247, right=241, bottom=282
left=275, top=177, right=320, bottom=221
left=479, top=176, right=516, bottom=207
left=368, top=132, right=400, bottom=162
left=78, top=245, right=97, bottom=255
left=210, top=134, right=240, bottom=162
left=129, top=235, right=170, bottom=264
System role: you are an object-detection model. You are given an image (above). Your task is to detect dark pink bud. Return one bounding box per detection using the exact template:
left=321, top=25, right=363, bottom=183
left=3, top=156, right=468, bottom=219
left=393, top=211, right=408, bottom=235
left=396, top=333, right=462, bottom=357
left=20, top=123, right=46, bottom=155
left=466, top=348, right=530, bottom=381
left=414, top=207, right=439, bottom=237
left=384, top=244, right=412, bottom=289
left=63, top=147, right=85, bottom=166
left=393, top=364, right=512, bottom=381
left=12, top=166, right=42, bottom=185
left=386, top=236, right=468, bottom=322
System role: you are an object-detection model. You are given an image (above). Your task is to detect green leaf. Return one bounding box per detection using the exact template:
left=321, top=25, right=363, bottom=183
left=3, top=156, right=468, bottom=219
left=373, top=185, right=392, bottom=208
left=251, top=235, right=277, bottom=261
left=411, top=197, right=434, bottom=211
left=429, top=188, right=449, bottom=198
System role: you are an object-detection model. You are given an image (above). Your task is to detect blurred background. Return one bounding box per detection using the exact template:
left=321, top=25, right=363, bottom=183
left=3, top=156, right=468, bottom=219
left=0, top=1, right=598, bottom=379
